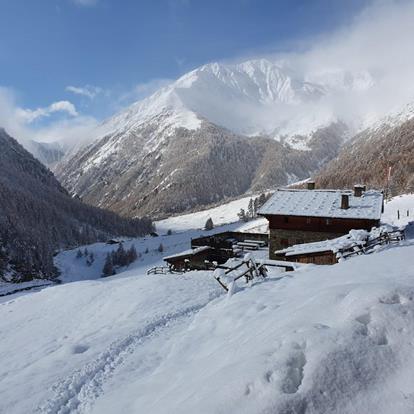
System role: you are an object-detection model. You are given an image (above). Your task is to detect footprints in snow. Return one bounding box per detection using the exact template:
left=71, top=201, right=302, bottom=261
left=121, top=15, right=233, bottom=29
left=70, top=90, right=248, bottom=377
left=280, top=349, right=307, bottom=394
left=245, top=342, right=307, bottom=397
left=71, top=344, right=90, bottom=355
left=37, top=304, right=205, bottom=414
left=354, top=291, right=414, bottom=346
left=379, top=291, right=413, bottom=305
left=355, top=311, right=388, bottom=345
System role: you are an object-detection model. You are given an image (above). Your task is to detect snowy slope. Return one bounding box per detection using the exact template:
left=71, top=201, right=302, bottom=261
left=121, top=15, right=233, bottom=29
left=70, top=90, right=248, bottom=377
left=1, top=229, right=414, bottom=413
left=155, top=194, right=265, bottom=233
left=91, top=243, right=414, bottom=414
left=382, top=194, right=414, bottom=226
left=0, top=197, right=413, bottom=412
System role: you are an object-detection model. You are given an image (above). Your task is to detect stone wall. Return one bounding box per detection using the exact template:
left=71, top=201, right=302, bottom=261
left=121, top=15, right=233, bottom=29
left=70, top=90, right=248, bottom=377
left=269, top=228, right=344, bottom=260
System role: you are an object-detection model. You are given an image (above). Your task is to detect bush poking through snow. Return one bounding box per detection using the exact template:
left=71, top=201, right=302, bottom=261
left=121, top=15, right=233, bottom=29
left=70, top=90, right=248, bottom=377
left=158, top=243, right=164, bottom=253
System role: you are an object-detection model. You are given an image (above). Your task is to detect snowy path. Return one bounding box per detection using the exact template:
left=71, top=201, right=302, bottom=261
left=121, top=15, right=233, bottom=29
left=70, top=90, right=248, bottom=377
left=37, top=302, right=212, bottom=414
left=0, top=272, right=223, bottom=414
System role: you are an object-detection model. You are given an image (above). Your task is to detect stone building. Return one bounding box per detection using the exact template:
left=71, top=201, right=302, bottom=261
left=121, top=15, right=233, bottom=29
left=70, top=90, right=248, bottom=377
left=258, top=183, right=383, bottom=260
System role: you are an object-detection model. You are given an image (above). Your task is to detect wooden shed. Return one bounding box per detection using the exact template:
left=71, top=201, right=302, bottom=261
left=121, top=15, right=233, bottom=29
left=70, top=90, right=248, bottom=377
left=163, top=246, right=215, bottom=272
left=274, top=245, right=337, bottom=265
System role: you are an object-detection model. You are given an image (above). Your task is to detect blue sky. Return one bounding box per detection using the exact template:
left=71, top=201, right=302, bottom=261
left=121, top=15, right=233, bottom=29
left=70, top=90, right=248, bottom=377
left=0, top=0, right=371, bottom=120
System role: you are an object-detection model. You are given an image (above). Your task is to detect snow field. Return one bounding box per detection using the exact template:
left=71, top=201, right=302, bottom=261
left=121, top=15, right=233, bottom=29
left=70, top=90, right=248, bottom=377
left=0, top=193, right=413, bottom=413
left=155, top=194, right=266, bottom=233
left=90, top=244, right=414, bottom=414
left=382, top=194, right=414, bottom=227
left=0, top=271, right=223, bottom=414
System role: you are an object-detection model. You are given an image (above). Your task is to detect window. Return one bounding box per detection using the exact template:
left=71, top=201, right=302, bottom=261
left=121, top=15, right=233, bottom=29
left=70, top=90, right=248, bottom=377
left=284, top=216, right=289, bottom=223
left=326, top=219, right=331, bottom=225
left=306, top=217, right=312, bottom=224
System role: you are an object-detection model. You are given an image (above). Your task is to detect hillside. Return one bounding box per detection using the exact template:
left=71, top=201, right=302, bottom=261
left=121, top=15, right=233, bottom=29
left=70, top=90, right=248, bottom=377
left=0, top=129, right=152, bottom=282
left=0, top=197, right=413, bottom=414
left=316, top=108, right=414, bottom=196
left=56, top=118, right=346, bottom=219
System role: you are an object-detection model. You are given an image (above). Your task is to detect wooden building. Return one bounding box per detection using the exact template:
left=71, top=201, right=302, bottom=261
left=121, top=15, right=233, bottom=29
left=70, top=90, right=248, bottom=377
left=163, top=246, right=216, bottom=272
left=274, top=247, right=337, bottom=265
left=258, top=184, right=383, bottom=260
left=163, top=232, right=268, bottom=272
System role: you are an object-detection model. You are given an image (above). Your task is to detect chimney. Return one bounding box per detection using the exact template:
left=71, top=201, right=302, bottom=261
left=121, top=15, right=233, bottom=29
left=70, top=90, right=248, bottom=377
left=354, top=185, right=365, bottom=197
left=307, top=181, right=315, bottom=190
left=341, top=194, right=349, bottom=209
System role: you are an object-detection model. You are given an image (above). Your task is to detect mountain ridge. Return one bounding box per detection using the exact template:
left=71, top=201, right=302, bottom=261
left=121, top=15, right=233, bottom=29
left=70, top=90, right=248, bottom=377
left=0, top=128, right=152, bottom=282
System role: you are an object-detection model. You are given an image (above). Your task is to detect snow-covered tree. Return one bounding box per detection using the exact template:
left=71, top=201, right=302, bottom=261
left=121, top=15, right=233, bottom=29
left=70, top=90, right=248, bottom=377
left=238, top=208, right=248, bottom=222
left=248, top=198, right=255, bottom=219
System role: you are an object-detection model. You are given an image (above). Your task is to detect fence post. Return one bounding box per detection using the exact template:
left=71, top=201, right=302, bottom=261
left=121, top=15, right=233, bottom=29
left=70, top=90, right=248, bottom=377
left=397, top=210, right=400, bottom=220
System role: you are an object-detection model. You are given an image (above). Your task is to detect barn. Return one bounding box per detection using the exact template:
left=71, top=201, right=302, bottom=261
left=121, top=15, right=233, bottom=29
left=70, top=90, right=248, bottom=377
left=258, top=184, right=384, bottom=260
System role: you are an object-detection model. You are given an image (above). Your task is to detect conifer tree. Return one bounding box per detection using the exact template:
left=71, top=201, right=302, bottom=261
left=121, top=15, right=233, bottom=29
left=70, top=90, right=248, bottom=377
left=127, top=244, right=138, bottom=264
left=204, top=217, right=214, bottom=230
left=238, top=208, right=248, bottom=222
left=248, top=198, right=255, bottom=219
left=102, top=253, right=114, bottom=277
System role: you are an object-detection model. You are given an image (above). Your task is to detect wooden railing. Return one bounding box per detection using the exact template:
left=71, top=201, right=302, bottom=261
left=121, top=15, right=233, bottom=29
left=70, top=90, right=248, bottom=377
left=338, top=229, right=405, bottom=260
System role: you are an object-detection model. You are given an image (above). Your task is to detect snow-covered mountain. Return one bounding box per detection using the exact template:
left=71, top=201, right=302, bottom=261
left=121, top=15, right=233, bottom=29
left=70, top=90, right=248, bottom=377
left=95, top=59, right=368, bottom=145
left=316, top=101, right=414, bottom=195
left=55, top=59, right=361, bottom=218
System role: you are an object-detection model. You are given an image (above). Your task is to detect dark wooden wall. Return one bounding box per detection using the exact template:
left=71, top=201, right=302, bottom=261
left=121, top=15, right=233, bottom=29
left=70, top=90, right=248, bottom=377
left=275, top=250, right=337, bottom=265
left=265, top=215, right=379, bottom=234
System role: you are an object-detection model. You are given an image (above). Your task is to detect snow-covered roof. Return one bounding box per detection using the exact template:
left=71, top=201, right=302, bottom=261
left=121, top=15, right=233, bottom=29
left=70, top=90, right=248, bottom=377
left=275, top=230, right=369, bottom=257
left=164, top=246, right=212, bottom=261
left=258, top=189, right=383, bottom=220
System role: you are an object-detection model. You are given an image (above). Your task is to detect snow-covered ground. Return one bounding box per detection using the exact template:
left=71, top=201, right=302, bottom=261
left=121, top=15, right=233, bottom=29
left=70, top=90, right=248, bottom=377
left=0, top=193, right=413, bottom=414
left=382, top=193, right=414, bottom=226
left=155, top=194, right=262, bottom=233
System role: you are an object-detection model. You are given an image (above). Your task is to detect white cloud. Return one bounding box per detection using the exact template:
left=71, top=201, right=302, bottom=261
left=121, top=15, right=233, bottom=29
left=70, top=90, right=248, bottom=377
left=16, top=100, right=78, bottom=123
left=66, top=85, right=103, bottom=99
left=134, top=79, right=173, bottom=97
left=71, top=0, right=98, bottom=7
left=271, top=0, right=414, bottom=123
left=0, top=87, right=96, bottom=149
left=118, top=78, right=173, bottom=104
